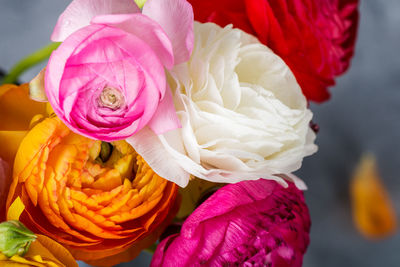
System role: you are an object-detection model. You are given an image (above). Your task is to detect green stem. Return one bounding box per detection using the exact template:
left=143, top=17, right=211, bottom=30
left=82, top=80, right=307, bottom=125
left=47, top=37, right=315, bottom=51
left=1, top=42, right=60, bottom=85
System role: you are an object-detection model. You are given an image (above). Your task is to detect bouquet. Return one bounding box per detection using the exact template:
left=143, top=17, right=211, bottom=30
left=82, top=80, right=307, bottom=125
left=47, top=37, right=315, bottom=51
left=0, top=0, right=359, bottom=266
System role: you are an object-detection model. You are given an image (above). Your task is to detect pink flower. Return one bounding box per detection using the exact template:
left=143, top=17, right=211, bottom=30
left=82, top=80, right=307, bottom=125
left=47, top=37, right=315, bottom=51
left=151, top=179, right=311, bottom=267
left=46, top=0, right=194, bottom=141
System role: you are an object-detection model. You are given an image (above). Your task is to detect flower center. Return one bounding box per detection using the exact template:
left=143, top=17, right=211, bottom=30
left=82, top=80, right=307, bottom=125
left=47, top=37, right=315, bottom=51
left=98, top=86, right=124, bottom=110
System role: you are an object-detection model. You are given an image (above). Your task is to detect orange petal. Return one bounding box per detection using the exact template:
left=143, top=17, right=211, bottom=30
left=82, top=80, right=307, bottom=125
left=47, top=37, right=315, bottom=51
left=84, top=190, right=180, bottom=267
left=350, top=153, right=397, bottom=239
left=0, top=130, right=28, bottom=164
left=35, top=235, right=78, bottom=267
left=0, top=84, right=47, bottom=131
left=7, top=116, right=180, bottom=265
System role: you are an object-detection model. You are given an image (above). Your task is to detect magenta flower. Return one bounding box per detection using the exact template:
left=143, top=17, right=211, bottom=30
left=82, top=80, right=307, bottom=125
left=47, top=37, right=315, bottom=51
left=46, top=0, right=194, bottom=141
left=151, top=179, right=311, bottom=267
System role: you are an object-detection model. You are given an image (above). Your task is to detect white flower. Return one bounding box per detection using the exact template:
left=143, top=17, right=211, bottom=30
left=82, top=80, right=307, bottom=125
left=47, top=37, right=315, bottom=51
left=127, top=22, right=317, bottom=187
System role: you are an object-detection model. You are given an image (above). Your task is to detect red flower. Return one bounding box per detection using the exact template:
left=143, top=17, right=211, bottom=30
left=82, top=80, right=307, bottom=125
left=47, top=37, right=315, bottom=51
left=187, top=0, right=359, bottom=102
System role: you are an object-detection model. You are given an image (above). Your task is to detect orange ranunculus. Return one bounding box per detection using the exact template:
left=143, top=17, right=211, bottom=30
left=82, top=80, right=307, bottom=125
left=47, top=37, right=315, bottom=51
left=0, top=198, right=78, bottom=267
left=6, top=116, right=179, bottom=266
left=0, top=84, right=47, bottom=221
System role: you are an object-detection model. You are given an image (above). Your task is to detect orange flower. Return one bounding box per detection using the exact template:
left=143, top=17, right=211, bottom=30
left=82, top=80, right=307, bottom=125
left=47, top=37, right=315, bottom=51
left=0, top=83, right=47, bottom=221
left=6, top=116, right=179, bottom=266
left=0, top=198, right=78, bottom=267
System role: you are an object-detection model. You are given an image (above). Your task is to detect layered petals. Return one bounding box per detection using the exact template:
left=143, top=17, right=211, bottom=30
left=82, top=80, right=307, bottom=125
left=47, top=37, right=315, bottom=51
left=142, top=0, right=194, bottom=65
left=0, top=233, right=78, bottom=267
left=51, top=0, right=141, bottom=42
left=92, top=13, right=175, bottom=69
left=0, top=199, right=78, bottom=267
left=46, top=0, right=194, bottom=141
left=128, top=23, right=317, bottom=187
left=46, top=23, right=171, bottom=141
left=188, top=0, right=359, bottom=102
left=6, top=117, right=179, bottom=266
left=0, top=84, right=47, bottom=220
left=151, top=179, right=311, bottom=266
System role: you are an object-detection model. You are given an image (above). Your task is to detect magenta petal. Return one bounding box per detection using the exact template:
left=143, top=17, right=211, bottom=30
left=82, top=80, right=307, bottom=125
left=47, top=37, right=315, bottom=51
left=142, top=0, right=194, bottom=65
left=150, top=234, right=179, bottom=267
left=92, top=14, right=174, bottom=69
left=151, top=179, right=311, bottom=266
left=51, top=0, right=140, bottom=42
left=148, top=84, right=181, bottom=134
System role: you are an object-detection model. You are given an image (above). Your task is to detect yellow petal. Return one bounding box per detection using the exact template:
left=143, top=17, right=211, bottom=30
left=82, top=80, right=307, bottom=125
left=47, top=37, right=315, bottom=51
left=7, top=197, right=25, bottom=221
left=5, top=254, right=46, bottom=267
left=34, top=235, right=78, bottom=267
left=350, top=153, right=397, bottom=239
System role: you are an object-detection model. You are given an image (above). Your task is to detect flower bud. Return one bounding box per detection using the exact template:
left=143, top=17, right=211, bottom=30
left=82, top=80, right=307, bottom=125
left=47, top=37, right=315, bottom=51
left=0, top=220, right=36, bottom=257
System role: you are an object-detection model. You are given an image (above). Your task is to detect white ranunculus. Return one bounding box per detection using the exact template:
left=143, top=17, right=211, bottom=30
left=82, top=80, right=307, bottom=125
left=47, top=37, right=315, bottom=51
left=127, top=22, right=317, bottom=188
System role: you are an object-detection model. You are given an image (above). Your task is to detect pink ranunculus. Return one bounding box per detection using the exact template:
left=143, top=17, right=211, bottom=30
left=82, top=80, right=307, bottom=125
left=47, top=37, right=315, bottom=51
left=151, top=179, right=311, bottom=267
left=46, top=0, right=194, bottom=141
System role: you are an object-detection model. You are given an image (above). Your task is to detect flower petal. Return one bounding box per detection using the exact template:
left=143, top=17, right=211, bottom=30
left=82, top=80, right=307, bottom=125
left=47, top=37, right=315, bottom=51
left=0, top=161, right=11, bottom=221
left=0, top=84, right=47, bottom=131
left=350, top=153, right=397, bottom=239
left=142, top=0, right=194, bottom=65
left=7, top=117, right=179, bottom=264
left=0, top=131, right=28, bottom=164
left=29, top=68, right=48, bottom=102
left=127, top=127, right=190, bottom=187
left=34, top=235, right=78, bottom=267
left=51, top=0, right=140, bottom=42
left=92, top=14, right=174, bottom=69
left=147, top=84, right=181, bottom=134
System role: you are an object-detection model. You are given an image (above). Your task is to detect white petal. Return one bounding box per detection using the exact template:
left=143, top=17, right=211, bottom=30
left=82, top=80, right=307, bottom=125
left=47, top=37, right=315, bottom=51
left=127, top=127, right=190, bottom=187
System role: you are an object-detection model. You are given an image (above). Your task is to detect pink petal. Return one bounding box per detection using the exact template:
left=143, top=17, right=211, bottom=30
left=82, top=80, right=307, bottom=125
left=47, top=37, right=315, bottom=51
left=46, top=24, right=107, bottom=118
left=148, top=84, right=181, bottom=134
left=51, top=0, right=140, bottom=42
left=131, top=72, right=160, bottom=132
left=142, top=0, right=194, bottom=65
left=92, top=14, right=174, bottom=69
left=150, top=234, right=179, bottom=267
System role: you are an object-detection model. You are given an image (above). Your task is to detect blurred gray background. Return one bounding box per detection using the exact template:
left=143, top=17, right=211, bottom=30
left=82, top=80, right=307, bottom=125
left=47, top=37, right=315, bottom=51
left=1, top=0, right=399, bottom=266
